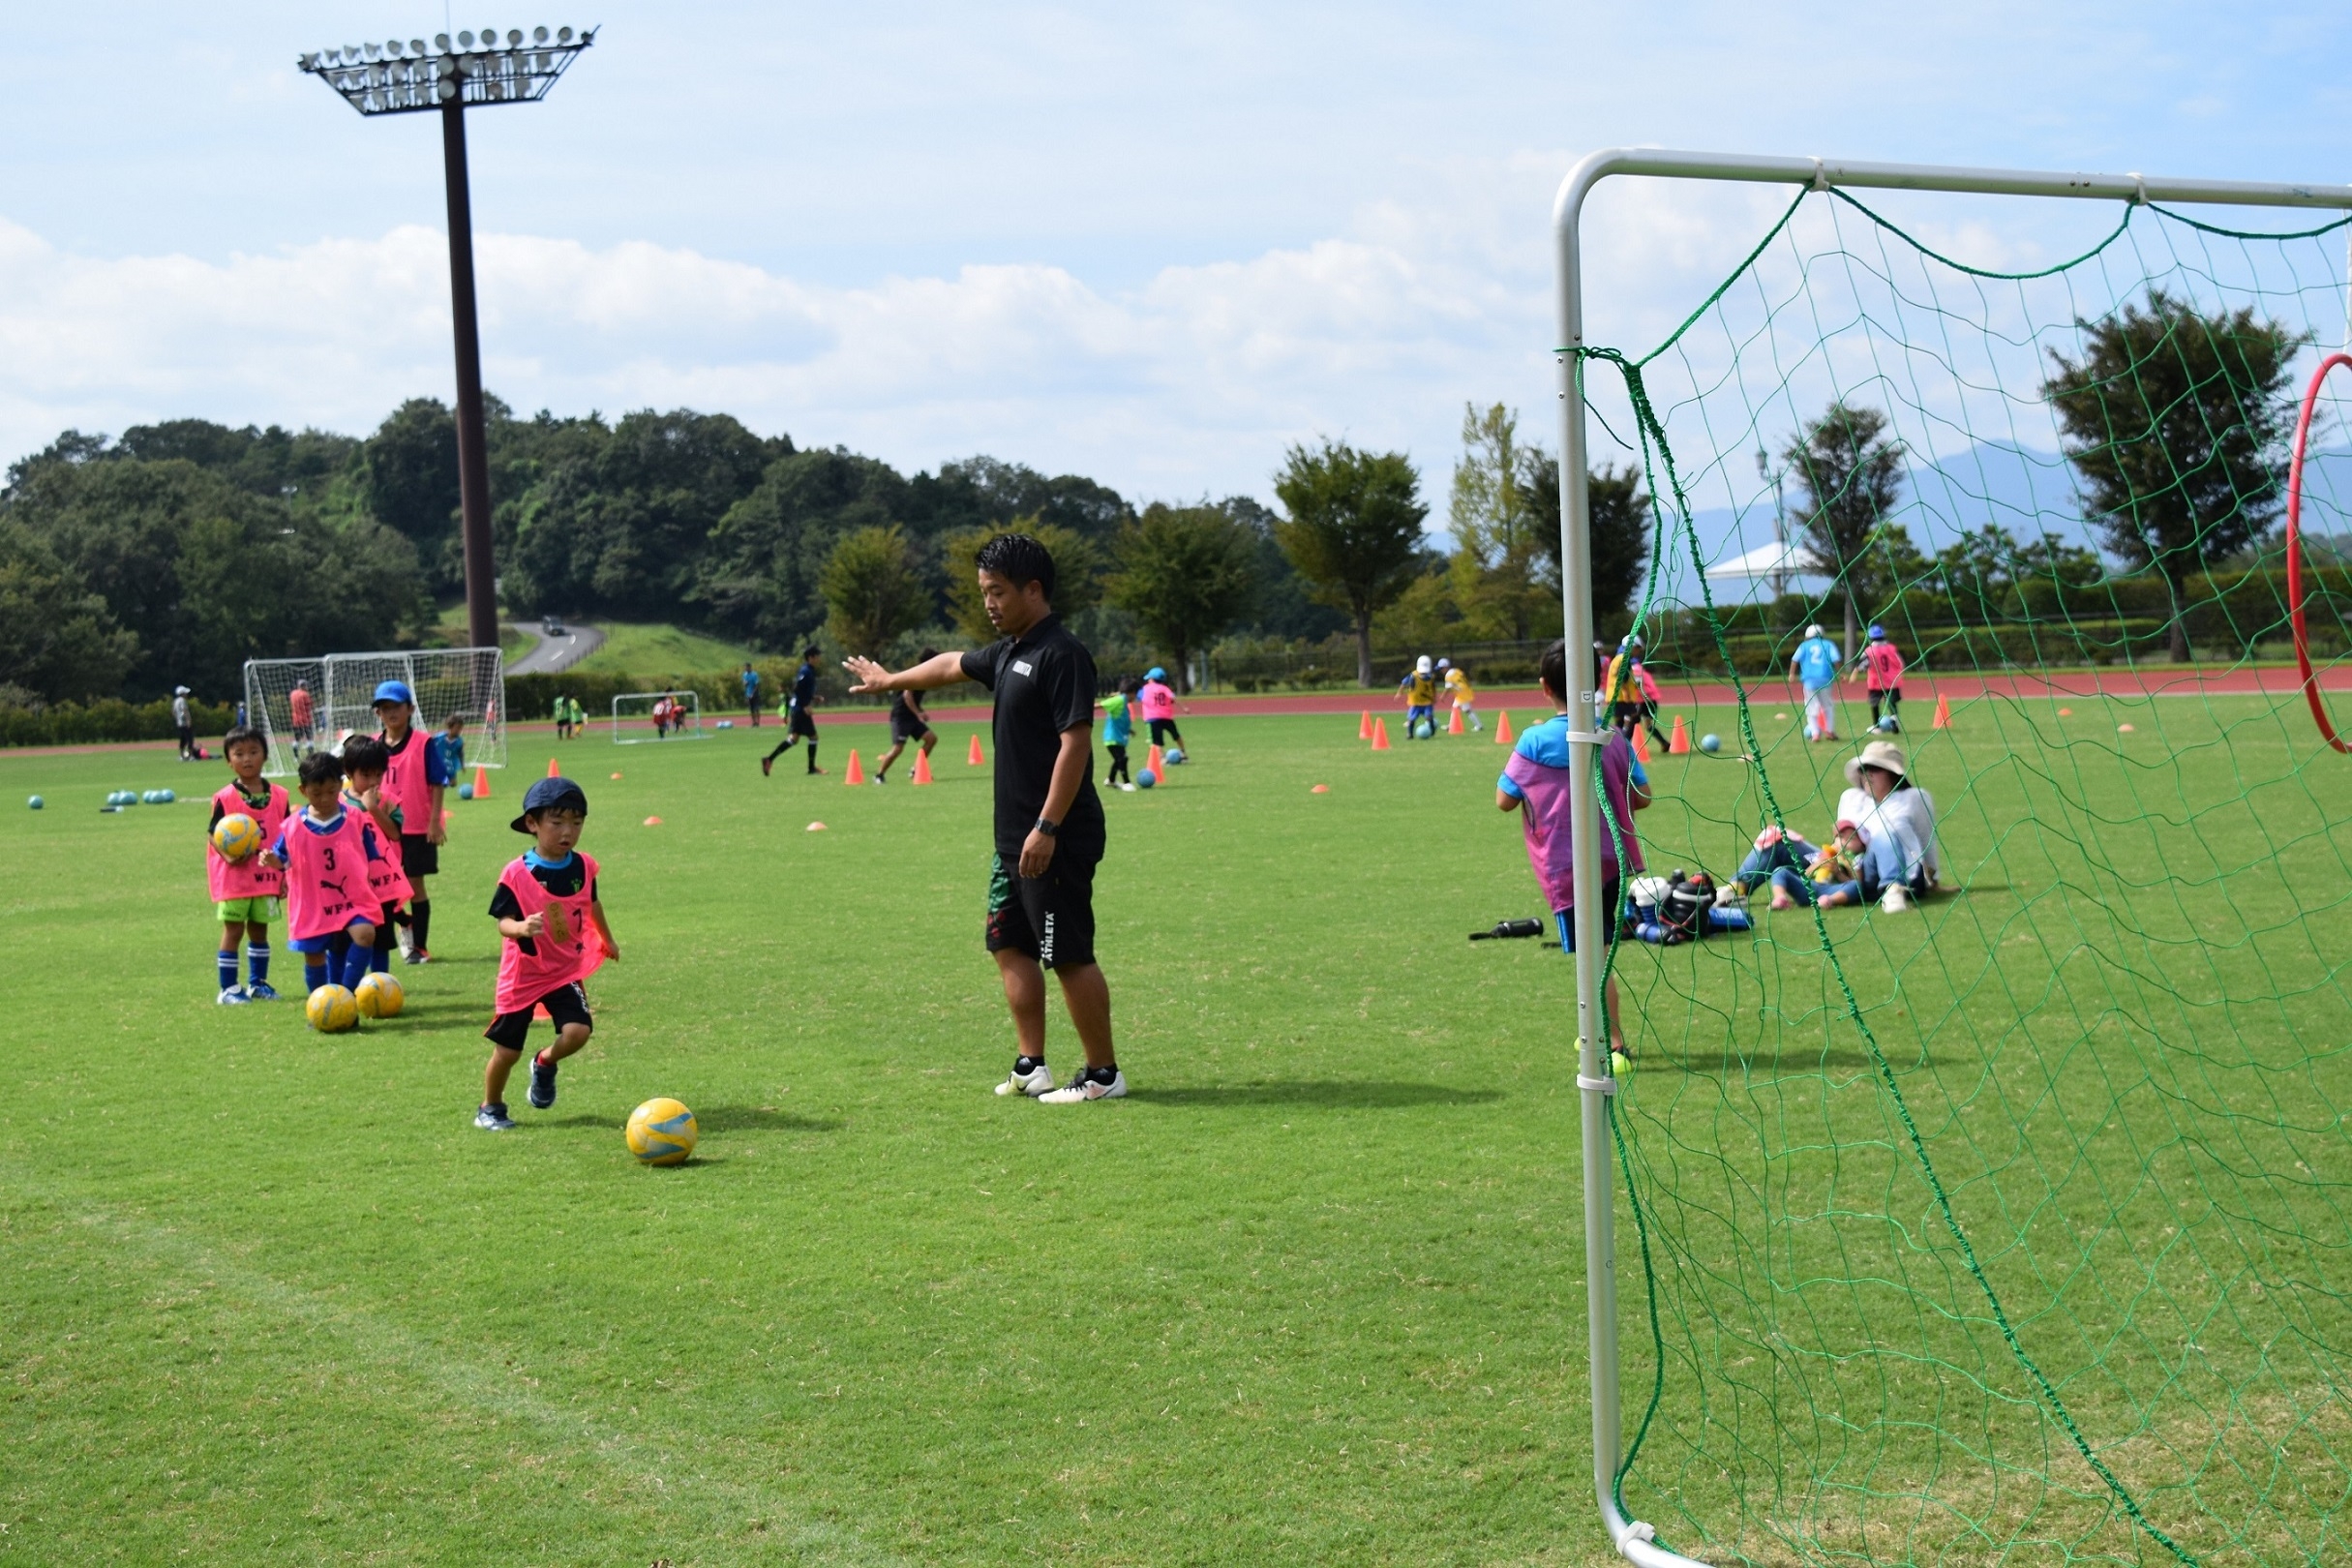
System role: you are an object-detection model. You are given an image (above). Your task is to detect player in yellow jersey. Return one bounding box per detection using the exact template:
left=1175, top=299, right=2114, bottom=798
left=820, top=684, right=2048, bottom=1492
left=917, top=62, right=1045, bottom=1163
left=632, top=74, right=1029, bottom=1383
left=1439, top=659, right=1480, bottom=732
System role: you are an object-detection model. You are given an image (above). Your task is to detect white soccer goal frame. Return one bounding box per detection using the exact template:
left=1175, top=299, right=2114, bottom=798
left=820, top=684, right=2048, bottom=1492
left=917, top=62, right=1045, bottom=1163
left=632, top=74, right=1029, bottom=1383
left=612, top=689, right=708, bottom=744
left=242, top=648, right=507, bottom=778
left=1550, top=148, right=2352, bottom=1568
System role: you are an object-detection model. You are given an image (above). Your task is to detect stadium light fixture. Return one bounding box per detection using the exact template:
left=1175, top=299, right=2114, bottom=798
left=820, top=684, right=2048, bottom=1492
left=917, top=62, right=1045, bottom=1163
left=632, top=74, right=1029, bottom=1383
left=297, top=25, right=598, bottom=655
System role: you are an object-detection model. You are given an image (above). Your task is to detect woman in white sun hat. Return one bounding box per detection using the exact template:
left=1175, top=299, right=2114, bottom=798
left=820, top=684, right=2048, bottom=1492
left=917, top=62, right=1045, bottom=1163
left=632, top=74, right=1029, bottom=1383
left=1835, top=738, right=1940, bottom=910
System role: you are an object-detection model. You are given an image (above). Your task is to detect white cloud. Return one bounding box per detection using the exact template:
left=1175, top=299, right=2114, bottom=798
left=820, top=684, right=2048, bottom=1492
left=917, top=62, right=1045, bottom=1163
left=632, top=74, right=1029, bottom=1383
left=0, top=153, right=1582, bottom=500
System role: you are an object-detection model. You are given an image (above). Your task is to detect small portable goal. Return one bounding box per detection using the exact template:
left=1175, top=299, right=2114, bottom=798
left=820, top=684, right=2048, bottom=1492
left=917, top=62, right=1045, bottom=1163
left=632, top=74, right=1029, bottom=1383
left=613, top=690, right=706, bottom=743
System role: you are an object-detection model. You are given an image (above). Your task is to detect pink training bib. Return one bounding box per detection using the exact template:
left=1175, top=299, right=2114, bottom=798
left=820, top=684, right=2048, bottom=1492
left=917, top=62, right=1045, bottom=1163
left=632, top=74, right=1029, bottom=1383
left=377, top=728, right=433, bottom=843
left=1864, top=641, right=1906, bottom=685
left=1138, top=680, right=1175, bottom=721
left=493, top=851, right=602, bottom=1014
left=279, top=812, right=380, bottom=941
left=345, top=791, right=412, bottom=907
left=208, top=782, right=288, bottom=901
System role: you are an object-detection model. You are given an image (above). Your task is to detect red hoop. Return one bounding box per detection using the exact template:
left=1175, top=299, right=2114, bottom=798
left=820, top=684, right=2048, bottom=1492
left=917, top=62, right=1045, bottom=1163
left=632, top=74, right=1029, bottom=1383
left=2284, top=353, right=2352, bottom=752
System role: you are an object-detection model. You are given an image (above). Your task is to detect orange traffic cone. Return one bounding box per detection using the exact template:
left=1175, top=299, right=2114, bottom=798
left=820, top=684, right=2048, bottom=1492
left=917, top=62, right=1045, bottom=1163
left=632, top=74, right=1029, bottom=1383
left=1632, top=725, right=1651, bottom=762
left=1493, top=711, right=1513, bottom=745
left=967, top=734, right=984, bottom=766
left=1372, top=718, right=1392, bottom=751
left=1448, top=706, right=1464, bottom=735
left=1359, top=710, right=1372, bottom=740
left=547, top=756, right=560, bottom=777
left=1669, top=714, right=1691, bottom=754
left=1146, top=743, right=1166, bottom=779
left=843, top=749, right=866, bottom=785
left=1932, top=693, right=1952, bottom=730
left=912, top=746, right=935, bottom=785
left=472, top=765, right=491, bottom=799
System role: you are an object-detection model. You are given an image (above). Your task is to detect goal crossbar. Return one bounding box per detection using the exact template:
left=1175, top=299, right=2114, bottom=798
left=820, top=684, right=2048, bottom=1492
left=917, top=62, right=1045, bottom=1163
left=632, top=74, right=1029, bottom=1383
left=1550, top=148, right=2352, bottom=1568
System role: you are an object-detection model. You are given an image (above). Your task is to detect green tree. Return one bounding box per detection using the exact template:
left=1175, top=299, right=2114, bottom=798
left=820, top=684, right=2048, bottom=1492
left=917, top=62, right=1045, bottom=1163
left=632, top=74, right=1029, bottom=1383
left=1445, top=404, right=1553, bottom=640
left=1271, top=440, right=1429, bottom=685
left=0, top=520, right=139, bottom=702
left=2041, top=289, right=2303, bottom=660
left=1106, top=504, right=1257, bottom=691
left=939, top=521, right=1102, bottom=641
left=1784, top=402, right=1906, bottom=657
left=696, top=447, right=912, bottom=648
left=820, top=525, right=929, bottom=655
left=1523, top=454, right=1652, bottom=620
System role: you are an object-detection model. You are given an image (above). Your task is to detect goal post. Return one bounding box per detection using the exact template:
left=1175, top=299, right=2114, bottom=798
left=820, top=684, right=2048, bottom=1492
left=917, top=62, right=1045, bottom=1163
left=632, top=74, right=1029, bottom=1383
left=243, top=648, right=506, bottom=776
left=612, top=689, right=706, bottom=743
left=1553, top=151, right=2352, bottom=1568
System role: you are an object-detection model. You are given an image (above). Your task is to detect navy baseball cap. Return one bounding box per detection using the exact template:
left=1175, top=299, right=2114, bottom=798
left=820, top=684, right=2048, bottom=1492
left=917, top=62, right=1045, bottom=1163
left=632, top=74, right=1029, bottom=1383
left=372, top=679, right=415, bottom=707
left=511, top=775, right=588, bottom=832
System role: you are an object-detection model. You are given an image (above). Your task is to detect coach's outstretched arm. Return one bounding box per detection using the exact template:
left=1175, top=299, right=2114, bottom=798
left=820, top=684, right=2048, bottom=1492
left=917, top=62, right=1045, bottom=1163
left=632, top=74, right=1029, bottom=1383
left=843, top=651, right=970, bottom=693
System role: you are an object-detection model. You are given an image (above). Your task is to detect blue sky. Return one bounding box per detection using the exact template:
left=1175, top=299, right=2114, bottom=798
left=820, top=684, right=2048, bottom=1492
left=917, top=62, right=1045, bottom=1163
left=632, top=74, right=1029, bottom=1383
left=3, top=2, right=2348, bottom=512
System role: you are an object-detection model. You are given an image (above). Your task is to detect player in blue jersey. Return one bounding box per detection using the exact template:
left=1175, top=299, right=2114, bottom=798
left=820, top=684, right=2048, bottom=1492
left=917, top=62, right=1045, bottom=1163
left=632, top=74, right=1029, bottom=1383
left=1790, top=623, right=1844, bottom=742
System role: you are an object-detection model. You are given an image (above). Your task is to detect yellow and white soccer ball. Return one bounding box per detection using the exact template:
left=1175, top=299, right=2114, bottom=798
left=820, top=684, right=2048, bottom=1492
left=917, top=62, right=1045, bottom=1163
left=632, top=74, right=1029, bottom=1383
left=211, top=812, right=263, bottom=862
left=306, top=983, right=359, bottom=1033
left=354, top=971, right=404, bottom=1018
left=625, top=1098, right=698, bottom=1165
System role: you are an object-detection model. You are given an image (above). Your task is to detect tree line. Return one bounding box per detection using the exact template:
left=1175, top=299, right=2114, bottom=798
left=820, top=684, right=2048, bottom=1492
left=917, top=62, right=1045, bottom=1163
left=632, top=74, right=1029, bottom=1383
left=0, top=288, right=2302, bottom=716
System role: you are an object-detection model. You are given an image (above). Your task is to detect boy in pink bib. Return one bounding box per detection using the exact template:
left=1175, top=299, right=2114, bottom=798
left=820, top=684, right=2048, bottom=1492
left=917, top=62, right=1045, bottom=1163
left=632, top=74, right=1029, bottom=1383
left=260, top=751, right=393, bottom=1001
left=476, top=775, right=621, bottom=1131
left=339, top=736, right=414, bottom=979
left=207, top=725, right=290, bottom=1004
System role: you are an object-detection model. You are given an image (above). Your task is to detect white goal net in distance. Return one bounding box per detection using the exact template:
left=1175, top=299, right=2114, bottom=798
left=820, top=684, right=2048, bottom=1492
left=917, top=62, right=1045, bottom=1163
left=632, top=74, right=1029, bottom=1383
left=243, top=648, right=506, bottom=777
left=613, top=690, right=705, bottom=744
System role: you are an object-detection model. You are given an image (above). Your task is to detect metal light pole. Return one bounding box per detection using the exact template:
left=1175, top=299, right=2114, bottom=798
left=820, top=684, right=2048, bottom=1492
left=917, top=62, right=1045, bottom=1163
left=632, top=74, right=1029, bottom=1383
left=299, top=26, right=597, bottom=654
left=1756, top=444, right=1789, bottom=601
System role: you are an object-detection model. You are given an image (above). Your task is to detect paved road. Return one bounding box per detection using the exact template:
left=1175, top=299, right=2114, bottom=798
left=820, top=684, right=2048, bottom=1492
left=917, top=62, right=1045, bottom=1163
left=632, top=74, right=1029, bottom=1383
left=506, top=621, right=605, bottom=675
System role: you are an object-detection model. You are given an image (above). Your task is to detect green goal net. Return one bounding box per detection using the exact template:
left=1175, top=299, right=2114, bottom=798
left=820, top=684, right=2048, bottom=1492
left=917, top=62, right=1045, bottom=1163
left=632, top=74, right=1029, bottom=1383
left=1573, top=174, right=2352, bottom=1565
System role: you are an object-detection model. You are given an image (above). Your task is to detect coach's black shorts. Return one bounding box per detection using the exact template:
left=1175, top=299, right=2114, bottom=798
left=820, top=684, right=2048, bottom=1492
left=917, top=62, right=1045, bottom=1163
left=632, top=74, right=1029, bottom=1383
left=399, top=832, right=439, bottom=880
left=484, top=980, right=592, bottom=1052
left=986, top=851, right=1099, bottom=970
left=788, top=708, right=819, bottom=739
left=890, top=711, right=932, bottom=744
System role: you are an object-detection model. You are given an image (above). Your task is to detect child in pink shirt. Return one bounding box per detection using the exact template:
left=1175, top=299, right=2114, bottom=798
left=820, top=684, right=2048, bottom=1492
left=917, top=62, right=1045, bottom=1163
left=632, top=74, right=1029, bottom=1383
left=476, top=775, right=621, bottom=1131
left=259, top=751, right=391, bottom=1001
left=207, top=725, right=289, bottom=1004
left=1861, top=624, right=1907, bottom=734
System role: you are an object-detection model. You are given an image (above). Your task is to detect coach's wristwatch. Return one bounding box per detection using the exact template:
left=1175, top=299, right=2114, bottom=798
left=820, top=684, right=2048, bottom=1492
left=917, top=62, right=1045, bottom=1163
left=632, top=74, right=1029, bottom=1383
left=1033, top=817, right=1059, bottom=836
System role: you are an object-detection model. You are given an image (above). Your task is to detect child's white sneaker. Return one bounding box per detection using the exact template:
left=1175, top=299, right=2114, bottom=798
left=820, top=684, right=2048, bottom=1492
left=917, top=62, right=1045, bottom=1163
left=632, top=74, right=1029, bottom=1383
left=1039, top=1068, right=1127, bottom=1103
left=1880, top=884, right=1912, bottom=914
left=216, top=985, right=250, bottom=1006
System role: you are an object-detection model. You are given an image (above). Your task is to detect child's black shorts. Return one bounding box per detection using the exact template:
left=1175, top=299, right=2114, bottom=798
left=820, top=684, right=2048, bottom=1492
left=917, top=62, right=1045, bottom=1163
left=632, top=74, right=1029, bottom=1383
left=485, top=980, right=591, bottom=1052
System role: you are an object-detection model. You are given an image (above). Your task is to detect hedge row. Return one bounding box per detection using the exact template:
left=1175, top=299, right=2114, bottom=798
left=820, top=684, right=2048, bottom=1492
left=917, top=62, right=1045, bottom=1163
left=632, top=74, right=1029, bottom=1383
left=0, top=699, right=239, bottom=750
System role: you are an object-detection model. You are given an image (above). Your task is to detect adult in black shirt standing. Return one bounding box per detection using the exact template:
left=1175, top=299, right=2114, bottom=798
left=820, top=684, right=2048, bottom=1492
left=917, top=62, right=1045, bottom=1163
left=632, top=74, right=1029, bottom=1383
left=843, top=533, right=1123, bottom=1102
left=760, top=647, right=828, bottom=776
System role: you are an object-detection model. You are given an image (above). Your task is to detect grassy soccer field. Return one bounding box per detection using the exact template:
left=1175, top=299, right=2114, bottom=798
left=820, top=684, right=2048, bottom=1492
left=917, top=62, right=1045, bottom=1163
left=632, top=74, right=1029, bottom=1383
left=1, top=697, right=2342, bottom=1565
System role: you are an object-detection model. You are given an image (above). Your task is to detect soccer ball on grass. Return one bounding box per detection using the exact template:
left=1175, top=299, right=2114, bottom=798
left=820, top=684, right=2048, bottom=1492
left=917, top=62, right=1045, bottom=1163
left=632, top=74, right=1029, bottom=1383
left=1135, top=769, right=1157, bottom=789
left=354, top=971, right=404, bottom=1018
left=626, top=1098, right=699, bottom=1165
left=306, top=984, right=359, bottom=1033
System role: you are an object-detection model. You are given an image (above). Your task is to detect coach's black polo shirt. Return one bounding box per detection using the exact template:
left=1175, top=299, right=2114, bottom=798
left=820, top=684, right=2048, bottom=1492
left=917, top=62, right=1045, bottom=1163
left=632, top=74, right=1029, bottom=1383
left=962, top=614, right=1104, bottom=861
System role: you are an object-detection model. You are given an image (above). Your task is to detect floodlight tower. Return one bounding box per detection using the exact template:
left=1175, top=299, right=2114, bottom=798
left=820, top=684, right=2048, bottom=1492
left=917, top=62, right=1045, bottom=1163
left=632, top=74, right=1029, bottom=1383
left=298, top=25, right=597, bottom=654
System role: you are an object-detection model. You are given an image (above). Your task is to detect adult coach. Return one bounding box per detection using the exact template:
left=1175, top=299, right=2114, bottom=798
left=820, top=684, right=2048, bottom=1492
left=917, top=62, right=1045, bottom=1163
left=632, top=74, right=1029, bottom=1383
left=740, top=661, right=763, bottom=727
left=843, top=532, right=1124, bottom=1103
left=760, top=648, right=826, bottom=776
left=374, top=679, right=451, bottom=964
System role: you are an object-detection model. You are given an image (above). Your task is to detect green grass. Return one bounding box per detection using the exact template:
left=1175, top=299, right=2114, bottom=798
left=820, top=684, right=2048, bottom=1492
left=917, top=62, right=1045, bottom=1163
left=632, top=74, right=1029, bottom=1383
left=2, top=697, right=2345, bottom=1564
left=567, top=621, right=766, bottom=677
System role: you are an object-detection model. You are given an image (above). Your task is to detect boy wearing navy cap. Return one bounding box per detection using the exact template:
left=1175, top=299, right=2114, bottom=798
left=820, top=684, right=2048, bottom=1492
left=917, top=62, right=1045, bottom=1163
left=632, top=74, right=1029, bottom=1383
left=475, top=775, right=621, bottom=1131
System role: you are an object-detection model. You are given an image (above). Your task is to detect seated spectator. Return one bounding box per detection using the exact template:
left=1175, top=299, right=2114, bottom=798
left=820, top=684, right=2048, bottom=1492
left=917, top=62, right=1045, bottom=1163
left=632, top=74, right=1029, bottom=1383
left=1732, top=824, right=1819, bottom=897
left=1769, top=819, right=1866, bottom=909
left=1836, top=739, right=1939, bottom=907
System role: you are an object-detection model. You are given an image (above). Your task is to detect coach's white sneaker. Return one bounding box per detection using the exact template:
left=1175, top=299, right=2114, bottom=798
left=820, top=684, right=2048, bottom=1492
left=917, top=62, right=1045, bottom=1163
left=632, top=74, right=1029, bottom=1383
left=1880, top=884, right=1912, bottom=914
left=994, top=1059, right=1056, bottom=1098
left=1039, top=1068, right=1127, bottom=1104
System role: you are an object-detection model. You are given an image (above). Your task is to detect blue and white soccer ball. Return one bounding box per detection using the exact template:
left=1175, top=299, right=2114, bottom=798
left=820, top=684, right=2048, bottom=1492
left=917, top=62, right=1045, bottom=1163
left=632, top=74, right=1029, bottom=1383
left=1136, top=769, right=1158, bottom=789
left=1699, top=734, right=1722, bottom=753
left=1164, top=747, right=1187, bottom=766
